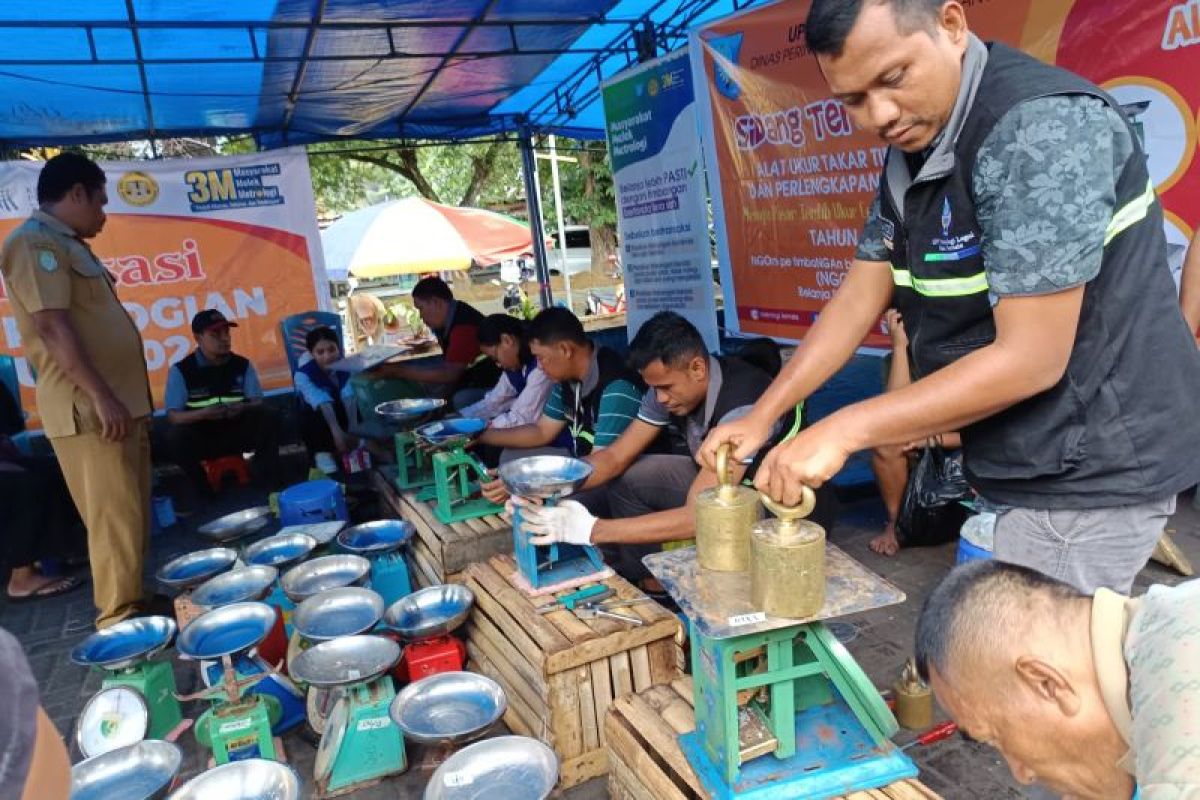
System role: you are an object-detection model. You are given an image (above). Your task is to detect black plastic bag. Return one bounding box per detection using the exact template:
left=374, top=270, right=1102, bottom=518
left=895, top=442, right=972, bottom=548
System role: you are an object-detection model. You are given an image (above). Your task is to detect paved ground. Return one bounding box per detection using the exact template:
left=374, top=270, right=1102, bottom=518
left=6, top=479, right=1197, bottom=799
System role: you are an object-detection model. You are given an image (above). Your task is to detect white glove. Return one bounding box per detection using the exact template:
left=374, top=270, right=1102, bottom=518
left=521, top=500, right=597, bottom=546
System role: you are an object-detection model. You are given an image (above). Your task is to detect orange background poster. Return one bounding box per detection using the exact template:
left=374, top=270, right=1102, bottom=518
left=0, top=148, right=326, bottom=428
left=693, top=0, right=1198, bottom=344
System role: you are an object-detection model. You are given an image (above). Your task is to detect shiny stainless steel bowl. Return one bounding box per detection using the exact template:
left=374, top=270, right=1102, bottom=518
left=291, top=587, right=384, bottom=642
left=497, top=455, right=593, bottom=500
left=423, top=736, right=558, bottom=800
left=176, top=602, right=278, bottom=661
left=71, top=616, right=177, bottom=671
left=190, top=565, right=278, bottom=608
left=275, top=521, right=345, bottom=545
left=243, top=532, right=318, bottom=569
left=374, top=398, right=445, bottom=424
left=337, top=520, right=415, bottom=555
left=389, top=671, right=506, bottom=746
left=156, top=548, right=238, bottom=590
left=287, top=635, right=401, bottom=689
left=279, top=554, right=371, bottom=604
left=196, top=506, right=273, bottom=542
left=71, top=740, right=182, bottom=800
left=383, top=584, right=474, bottom=640
left=166, top=758, right=301, bottom=800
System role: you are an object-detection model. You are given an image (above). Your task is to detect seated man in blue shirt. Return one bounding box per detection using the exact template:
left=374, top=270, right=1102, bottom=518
left=164, top=309, right=282, bottom=495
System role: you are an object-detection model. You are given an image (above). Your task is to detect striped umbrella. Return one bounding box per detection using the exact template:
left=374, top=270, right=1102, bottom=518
left=320, top=197, right=535, bottom=280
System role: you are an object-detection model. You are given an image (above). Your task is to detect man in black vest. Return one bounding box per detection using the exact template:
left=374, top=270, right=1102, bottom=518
left=701, top=0, right=1200, bottom=595
left=164, top=309, right=282, bottom=497
left=516, top=311, right=838, bottom=587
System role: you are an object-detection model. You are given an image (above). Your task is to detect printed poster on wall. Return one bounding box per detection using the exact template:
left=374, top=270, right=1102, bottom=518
left=0, top=146, right=327, bottom=428
left=693, top=0, right=1200, bottom=344
left=602, top=47, right=720, bottom=352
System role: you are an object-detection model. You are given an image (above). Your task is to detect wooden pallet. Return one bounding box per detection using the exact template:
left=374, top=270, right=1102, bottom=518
left=371, top=467, right=512, bottom=587
left=463, top=554, right=685, bottom=789
left=606, top=677, right=943, bottom=800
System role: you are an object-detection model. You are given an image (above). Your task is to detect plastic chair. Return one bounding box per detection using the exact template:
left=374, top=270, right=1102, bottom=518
left=279, top=311, right=343, bottom=375
left=201, top=454, right=251, bottom=491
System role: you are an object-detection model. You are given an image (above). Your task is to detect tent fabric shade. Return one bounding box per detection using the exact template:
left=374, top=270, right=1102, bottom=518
left=320, top=196, right=534, bottom=279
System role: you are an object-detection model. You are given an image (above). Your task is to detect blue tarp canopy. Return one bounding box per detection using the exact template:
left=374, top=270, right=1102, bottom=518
left=0, top=0, right=759, bottom=147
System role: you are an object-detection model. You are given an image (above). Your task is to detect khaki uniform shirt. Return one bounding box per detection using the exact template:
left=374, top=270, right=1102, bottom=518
left=1093, top=582, right=1200, bottom=798
left=0, top=210, right=150, bottom=438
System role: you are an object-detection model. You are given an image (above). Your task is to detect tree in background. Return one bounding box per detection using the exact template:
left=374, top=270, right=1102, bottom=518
left=537, top=138, right=618, bottom=278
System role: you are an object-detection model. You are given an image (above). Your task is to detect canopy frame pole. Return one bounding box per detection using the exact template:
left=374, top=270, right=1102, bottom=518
left=396, top=0, right=502, bottom=124
left=519, top=126, right=554, bottom=310
left=281, top=0, right=329, bottom=136
left=123, top=0, right=158, bottom=148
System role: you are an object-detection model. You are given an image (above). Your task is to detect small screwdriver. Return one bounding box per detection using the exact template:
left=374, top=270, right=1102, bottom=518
left=900, top=721, right=959, bottom=750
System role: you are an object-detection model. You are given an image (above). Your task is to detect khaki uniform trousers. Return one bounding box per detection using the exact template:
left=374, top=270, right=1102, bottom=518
left=51, top=417, right=151, bottom=628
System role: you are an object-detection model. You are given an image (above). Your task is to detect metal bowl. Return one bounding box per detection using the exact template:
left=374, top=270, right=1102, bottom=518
left=383, top=584, right=474, bottom=639
left=71, top=740, right=182, bottom=800
left=287, top=635, right=401, bottom=689
left=71, top=616, right=177, bottom=671
left=176, top=602, right=278, bottom=661
left=276, top=521, right=345, bottom=545
left=497, top=455, right=593, bottom=500
left=243, top=532, right=318, bottom=569
left=390, top=672, right=506, bottom=746
left=156, top=548, right=238, bottom=590
left=166, top=758, right=301, bottom=800
left=337, top=520, right=415, bottom=555
left=190, top=566, right=278, bottom=608
left=375, top=398, right=445, bottom=424
left=424, top=736, right=558, bottom=800
left=280, top=554, right=371, bottom=604
left=196, top=506, right=273, bottom=543
left=414, top=418, right=487, bottom=449
left=291, top=587, right=385, bottom=642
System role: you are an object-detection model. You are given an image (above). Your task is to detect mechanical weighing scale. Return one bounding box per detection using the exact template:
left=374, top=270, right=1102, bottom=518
left=413, top=418, right=502, bottom=524
left=156, top=547, right=238, bottom=593
left=288, top=635, right=407, bottom=797
left=166, top=758, right=302, bottom=800
left=337, top=520, right=415, bottom=607
left=375, top=398, right=446, bottom=490
left=389, top=670, right=506, bottom=760
left=280, top=554, right=373, bottom=666
left=190, top=565, right=306, bottom=737
left=644, top=492, right=917, bottom=800
left=243, top=531, right=319, bottom=637
left=423, top=735, right=558, bottom=800
left=196, top=506, right=274, bottom=544
left=69, top=739, right=182, bottom=800
left=497, top=455, right=608, bottom=591
left=71, top=616, right=182, bottom=756
left=176, top=602, right=287, bottom=764
left=381, top=583, right=473, bottom=681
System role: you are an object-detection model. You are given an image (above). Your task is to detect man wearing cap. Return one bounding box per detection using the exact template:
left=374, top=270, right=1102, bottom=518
left=164, top=309, right=282, bottom=499
left=0, top=152, right=154, bottom=629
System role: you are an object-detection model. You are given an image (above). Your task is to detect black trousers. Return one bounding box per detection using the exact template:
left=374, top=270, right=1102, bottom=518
left=166, top=405, right=282, bottom=491
left=0, top=456, right=86, bottom=568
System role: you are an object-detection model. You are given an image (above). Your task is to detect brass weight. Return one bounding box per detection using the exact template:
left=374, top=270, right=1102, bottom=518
left=750, top=487, right=826, bottom=618
left=695, top=443, right=760, bottom=571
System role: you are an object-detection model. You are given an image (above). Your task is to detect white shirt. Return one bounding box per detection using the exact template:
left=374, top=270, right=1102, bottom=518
left=461, top=365, right=555, bottom=429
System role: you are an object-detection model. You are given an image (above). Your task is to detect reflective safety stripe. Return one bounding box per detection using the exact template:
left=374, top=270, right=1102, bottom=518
left=1105, top=178, right=1156, bottom=246
left=185, top=395, right=245, bottom=409
left=891, top=266, right=989, bottom=297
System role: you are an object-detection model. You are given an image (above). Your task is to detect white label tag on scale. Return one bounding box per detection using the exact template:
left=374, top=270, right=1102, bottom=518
left=356, top=717, right=390, bottom=732
left=727, top=612, right=767, bottom=627
left=444, top=772, right=473, bottom=787
left=218, top=717, right=254, bottom=734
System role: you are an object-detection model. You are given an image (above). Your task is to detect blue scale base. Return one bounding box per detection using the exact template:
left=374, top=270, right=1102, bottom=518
left=369, top=551, right=413, bottom=608
left=680, top=699, right=917, bottom=800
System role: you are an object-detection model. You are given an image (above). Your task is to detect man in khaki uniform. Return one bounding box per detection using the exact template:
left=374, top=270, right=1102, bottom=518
left=0, top=152, right=153, bottom=628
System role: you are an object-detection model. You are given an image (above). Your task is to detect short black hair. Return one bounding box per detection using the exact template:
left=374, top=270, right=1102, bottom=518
left=914, top=560, right=1085, bottom=683
left=478, top=313, right=533, bottom=365
left=37, top=152, right=106, bottom=205
left=411, top=276, right=454, bottom=303
left=628, top=311, right=708, bottom=371
left=305, top=325, right=341, bottom=352
left=805, top=0, right=945, bottom=56
left=527, top=306, right=588, bottom=347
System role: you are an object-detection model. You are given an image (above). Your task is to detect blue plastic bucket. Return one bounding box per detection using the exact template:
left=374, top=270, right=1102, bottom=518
left=278, top=479, right=348, bottom=526
left=956, top=537, right=993, bottom=565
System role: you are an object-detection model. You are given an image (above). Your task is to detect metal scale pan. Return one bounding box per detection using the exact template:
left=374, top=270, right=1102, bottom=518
left=167, top=758, right=301, bottom=800
left=156, top=548, right=238, bottom=591
left=375, top=398, right=446, bottom=427
left=413, top=418, right=487, bottom=449
left=337, top=520, right=415, bottom=556
left=243, top=532, right=318, bottom=570
left=291, top=587, right=385, bottom=642
left=190, top=566, right=278, bottom=609
left=280, top=554, right=371, bottom=604
left=389, top=671, right=506, bottom=746
left=288, top=635, right=402, bottom=689
left=497, top=455, right=594, bottom=500
left=176, top=602, right=278, bottom=661
left=70, top=740, right=182, bottom=800
left=71, top=616, right=178, bottom=672
left=196, top=506, right=274, bottom=543
left=424, top=736, right=559, bottom=800
left=382, top=584, right=474, bottom=640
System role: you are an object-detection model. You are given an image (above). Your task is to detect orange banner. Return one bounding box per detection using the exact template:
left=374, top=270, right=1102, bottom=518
left=693, top=0, right=1198, bottom=344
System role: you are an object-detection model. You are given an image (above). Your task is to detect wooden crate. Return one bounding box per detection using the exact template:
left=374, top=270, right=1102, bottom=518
left=605, top=678, right=944, bottom=800
left=463, top=554, right=684, bottom=789
left=371, top=467, right=512, bottom=587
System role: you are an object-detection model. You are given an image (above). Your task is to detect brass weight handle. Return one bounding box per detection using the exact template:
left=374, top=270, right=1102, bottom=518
left=759, top=486, right=817, bottom=526
left=715, top=442, right=737, bottom=502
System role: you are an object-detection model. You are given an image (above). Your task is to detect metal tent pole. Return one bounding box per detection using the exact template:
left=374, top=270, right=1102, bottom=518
left=519, top=126, right=554, bottom=309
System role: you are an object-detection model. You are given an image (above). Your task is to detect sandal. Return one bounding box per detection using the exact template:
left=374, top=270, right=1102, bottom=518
left=7, top=574, right=85, bottom=603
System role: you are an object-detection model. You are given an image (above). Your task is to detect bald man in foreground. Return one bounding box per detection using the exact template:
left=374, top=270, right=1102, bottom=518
left=915, top=561, right=1198, bottom=798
